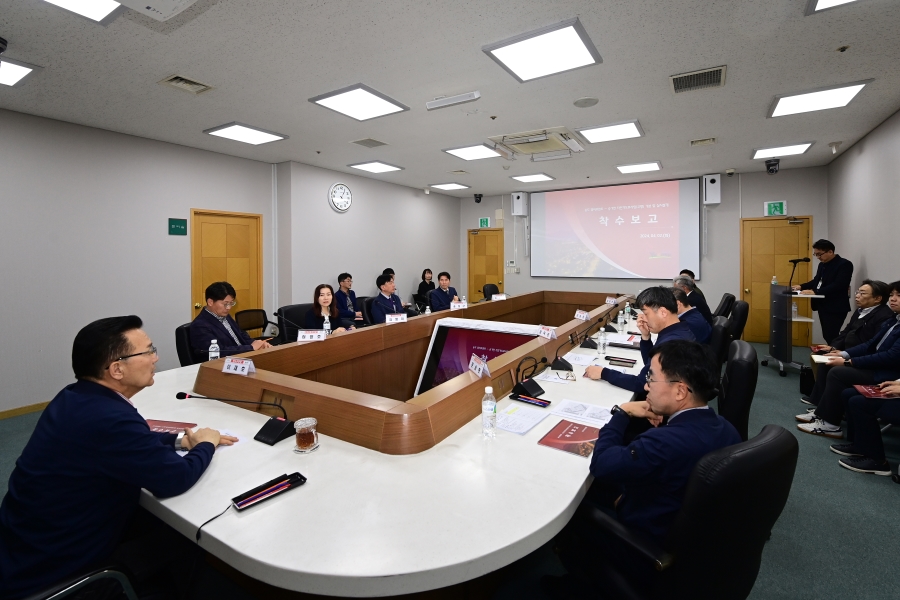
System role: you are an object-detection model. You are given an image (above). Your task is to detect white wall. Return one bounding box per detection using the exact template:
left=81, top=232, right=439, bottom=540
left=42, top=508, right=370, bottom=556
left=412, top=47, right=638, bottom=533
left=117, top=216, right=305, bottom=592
left=280, top=162, right=460, bottom=303
left=0, top=109, right=274, bottom=412
left=828, top=108, right=900, bottom=285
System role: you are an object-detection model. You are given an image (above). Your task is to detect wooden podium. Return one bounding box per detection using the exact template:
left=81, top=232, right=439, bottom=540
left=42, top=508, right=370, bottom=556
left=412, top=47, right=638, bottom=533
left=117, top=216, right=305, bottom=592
left=192, top=291, right=630, bottom=454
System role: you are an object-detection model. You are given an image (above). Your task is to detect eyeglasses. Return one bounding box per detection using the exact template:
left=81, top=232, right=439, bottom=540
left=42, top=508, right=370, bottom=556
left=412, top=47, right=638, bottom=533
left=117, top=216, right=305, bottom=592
left=221, top=301, right=237, bottom=308
left=813, top=251, right=829, bottom=258
left=556, top=371, right=576, bottom=381
left=645, top=371, right=693, bottom=393
left=106, top=345, right=157, bottom=369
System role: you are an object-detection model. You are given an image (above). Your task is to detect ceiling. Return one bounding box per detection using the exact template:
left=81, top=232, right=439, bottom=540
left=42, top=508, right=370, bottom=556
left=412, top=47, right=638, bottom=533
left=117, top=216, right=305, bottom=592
left=2, top=0, right=899, bottom=197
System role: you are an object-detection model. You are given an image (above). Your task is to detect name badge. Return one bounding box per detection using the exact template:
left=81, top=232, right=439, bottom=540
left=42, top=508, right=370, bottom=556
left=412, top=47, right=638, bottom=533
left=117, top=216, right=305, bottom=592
left=538, top=325, right=558, bottom=340
left=450, top=301, right=467, bottom=310
left=574, top=309, right=590, bottom=321
left=297, top=330, right=326, bottom=342
left=468, top=354, right=491, bottom=378
left=605, top=296, right=617, bottom=305
left=491, top=293, right=507, bottom=301
left=222, top=357, right=256, bottom=376
left=386, top=313, right=408, bottom=324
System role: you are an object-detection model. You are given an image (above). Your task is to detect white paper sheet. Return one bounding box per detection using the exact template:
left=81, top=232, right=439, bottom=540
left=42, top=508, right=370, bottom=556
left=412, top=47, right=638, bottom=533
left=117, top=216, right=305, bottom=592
left=496, top=404, right=550, bottom=435
left=550, top=400, right=613, bottom=428
left=534, top=369, right=576, bottom=385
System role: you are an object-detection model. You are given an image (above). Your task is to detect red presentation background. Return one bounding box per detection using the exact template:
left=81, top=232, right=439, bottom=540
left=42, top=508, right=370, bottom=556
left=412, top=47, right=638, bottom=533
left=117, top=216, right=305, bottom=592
left=432, top=329, right=532, bottom=387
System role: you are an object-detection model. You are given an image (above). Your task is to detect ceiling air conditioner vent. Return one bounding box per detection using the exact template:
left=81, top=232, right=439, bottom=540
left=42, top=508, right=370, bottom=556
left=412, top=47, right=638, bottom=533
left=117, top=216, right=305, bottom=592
left=669, top=66, right=726, bottom=94
left=158, top=74, right=213, bottom=95
left=352, top=138, right=387, bottom=148
left=690, top=137, right=717, bottom=147
left=449, top=170, right=469, bottom=175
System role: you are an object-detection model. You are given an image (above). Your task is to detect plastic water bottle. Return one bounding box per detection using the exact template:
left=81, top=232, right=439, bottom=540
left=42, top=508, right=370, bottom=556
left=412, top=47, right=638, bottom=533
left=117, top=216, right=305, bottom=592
left=792, top=302, right=798, bottom=319
left=481, top=386, right=496, bottom=438
left=625, top=301, right=632, bottom=321
left=208, top=339, right=220, bottom=361
left=617, top=310, right=626, bottom=332
left=598, top=330, right=608, bottom=355
left=461, top=295, right=467, bottom=304
left=323, top=314, right=331, bottom=336
left=771, top=275, right=778, bottom=285
left=425, top=306, right=431, bottom=315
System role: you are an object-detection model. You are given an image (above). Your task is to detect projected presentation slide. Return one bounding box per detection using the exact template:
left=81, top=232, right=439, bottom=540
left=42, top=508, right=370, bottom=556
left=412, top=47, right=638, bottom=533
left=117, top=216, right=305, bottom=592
left=531, top=178, right=701, bottom=279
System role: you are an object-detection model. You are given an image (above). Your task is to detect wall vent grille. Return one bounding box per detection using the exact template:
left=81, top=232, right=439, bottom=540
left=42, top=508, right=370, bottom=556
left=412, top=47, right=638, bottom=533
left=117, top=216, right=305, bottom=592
left=690, top=137, right=717, bottom=146
left=352, top=138, right=387, bottom=148
left=158, top=74, right=213, bottom=95
left=670, top=66, right=726, bottom=93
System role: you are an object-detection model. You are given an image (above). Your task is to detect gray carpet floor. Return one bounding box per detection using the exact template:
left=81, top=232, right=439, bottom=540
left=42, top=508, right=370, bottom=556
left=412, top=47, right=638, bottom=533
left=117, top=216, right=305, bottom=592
left=2, top=343, right=898, bottom=599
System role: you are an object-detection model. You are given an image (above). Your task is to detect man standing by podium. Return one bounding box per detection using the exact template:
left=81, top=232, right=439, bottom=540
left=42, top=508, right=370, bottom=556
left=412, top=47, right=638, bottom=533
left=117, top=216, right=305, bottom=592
left=792, top=239, right=854, bottom=344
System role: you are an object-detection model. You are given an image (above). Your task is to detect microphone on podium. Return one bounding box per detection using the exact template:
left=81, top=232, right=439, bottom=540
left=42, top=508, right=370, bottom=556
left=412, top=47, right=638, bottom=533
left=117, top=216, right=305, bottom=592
left=787, top=257, right=811, bottom=290
left=175, top=392, right=294, bottom=445
left=789, top=258, right=811, bottom=264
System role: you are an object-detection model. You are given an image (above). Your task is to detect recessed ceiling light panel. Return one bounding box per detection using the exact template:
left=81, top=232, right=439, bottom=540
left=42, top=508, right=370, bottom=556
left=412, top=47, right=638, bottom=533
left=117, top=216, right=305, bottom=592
left=511, top=174, right=554, bottom=183
left=443, top=144, right=501, bottom=161
left=578, top=120, right=644, bottom=144
left=348, top=161, right=403, bottom=173
left=752, top=143, right=813, bottom=159
left=309, top=84, right=409, bottom=121
left=768, top=80, right=872, bottom=117
left=0, top=57, right=42, bottom=87
left=617, top=161, right=661, bottom=174
left=430, top=183, right=470, bottom=190
left=42, top=0, right=123, bottom=24
left=204, top=122, right=288, bottom=145
left=805, top=0, right=860, bottom=15
left=482, top=17, right=602, bottom=83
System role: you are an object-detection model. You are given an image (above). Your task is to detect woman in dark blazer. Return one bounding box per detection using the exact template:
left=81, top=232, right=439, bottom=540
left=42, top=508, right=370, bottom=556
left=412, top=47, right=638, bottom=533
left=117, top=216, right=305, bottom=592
left=304, top=284, right=353, bottom=336
left=417, top=269, right=436, bottom=297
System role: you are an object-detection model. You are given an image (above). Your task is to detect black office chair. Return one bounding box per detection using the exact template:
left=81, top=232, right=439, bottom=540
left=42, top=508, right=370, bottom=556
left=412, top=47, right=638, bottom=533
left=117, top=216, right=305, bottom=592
left=707, top=316, right=732, bottom=367
left=362, top=296, right=376, bottom=325
left=426, top=289, right=436, bottom=311
left=713, top=293, right=736, bottom=318
left=234, top=308, right=279, bottom=341
left=718, top=340, right=758, bottom=441
left=276, top=303, right=312, bottom=343
left=728, top=300, right=749, bottom=342
left=567, top=424, right=798, bottom=600
left=22, top=566, right=138, bottom=600
left=412, top=293, right=427, bottom=312
left=483, top=283, right=500, bottom=300
left=175, top=323, right=199, bottom=367
left=353, top=295, right=369, bottom=326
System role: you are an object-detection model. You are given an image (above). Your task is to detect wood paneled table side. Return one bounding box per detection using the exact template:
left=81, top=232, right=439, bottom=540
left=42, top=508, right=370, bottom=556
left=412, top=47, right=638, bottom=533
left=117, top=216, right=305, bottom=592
left=192, top=290, right=635, bottom=455
left=135, top=316, right=644, bottom=596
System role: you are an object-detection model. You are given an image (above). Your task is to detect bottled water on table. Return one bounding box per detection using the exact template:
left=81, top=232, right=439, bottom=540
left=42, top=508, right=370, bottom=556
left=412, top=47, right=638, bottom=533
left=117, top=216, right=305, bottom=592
left=771, top=275, right=778, bottom=285
left=481, top=386, right=496, bottom=438
left=323, top=314, right=331, bottom=336
left=461, top=295, right=467, bottom=304
left=598, top=330, right=608, bottom=355
left=792, top=302, right=798, bottom=319
left=425, top=306, right=431, bottom=315
left=617, top=311, right=626, bottom=332
left=208, top=339, right=220, bottom=361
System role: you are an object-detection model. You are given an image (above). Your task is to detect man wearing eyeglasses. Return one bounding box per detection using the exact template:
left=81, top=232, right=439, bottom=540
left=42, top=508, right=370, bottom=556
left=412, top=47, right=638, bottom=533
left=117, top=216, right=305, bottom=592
left=190, top=281, right=271, bottom=360
left=791, top=239, right=854, bottom=345
left=0, top=316, right=237, bottom=599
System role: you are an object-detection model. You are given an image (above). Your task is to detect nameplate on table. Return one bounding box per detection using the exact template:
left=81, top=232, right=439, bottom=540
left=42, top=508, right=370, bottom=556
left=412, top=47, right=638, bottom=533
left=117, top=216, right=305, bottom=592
left=574, top=309, right=590, bottom=321
left=538, top=325, right=558, bottom=340
left=297, top=330, right=326, bottom=342
left=491, top=294, right=507, bottom=301
left=468, top=354, right=491, bottom=378
left=222, top=357, right=256, bottom=376
left=385, top=313, right=408, bottom=324
left=450, top=301, right=467, bottom=310
left=605, top=296, right=617, bottom=305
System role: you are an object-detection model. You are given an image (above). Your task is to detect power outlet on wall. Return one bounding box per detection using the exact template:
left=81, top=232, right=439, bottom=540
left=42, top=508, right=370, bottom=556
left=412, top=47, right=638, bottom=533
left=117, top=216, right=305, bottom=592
left=507, top=260, right=516, bottom=267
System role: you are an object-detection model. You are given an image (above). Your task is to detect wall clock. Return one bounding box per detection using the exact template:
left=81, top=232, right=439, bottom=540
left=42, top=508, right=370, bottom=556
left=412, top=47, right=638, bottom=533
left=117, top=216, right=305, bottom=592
left=328, top=183, right=352, bottom=212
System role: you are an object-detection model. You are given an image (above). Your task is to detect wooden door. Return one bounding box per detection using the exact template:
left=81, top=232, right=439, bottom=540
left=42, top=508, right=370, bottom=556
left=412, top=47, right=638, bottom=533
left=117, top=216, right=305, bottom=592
left=191, top=209, right=263, bottom=327
left=467, top=228, right=504, bottom=302
left=740, top=217, right=812, bottom=345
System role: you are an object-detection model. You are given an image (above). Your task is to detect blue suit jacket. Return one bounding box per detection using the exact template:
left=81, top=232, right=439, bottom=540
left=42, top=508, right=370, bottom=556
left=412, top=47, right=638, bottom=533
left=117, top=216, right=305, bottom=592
left=371, top=293, right=404, bottom=324
left=334, top=289, right=358, bottom=320
left=590, top=408, right=741, bottom=542
left=600, top=321, right=696, bottom=394
left=845, top=315, right=900, bottom=381
left=430, top=286, right=458, bottom=312
left=679, top=307, right=711, bottom=344
left=190, top=308, right=254, bottom=359
left=0, top=380, right=214, bottom=599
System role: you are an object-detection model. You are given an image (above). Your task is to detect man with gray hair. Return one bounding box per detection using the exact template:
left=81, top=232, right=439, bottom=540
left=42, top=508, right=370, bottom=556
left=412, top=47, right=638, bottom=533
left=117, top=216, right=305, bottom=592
left=673, top=275, right=713, bottom=325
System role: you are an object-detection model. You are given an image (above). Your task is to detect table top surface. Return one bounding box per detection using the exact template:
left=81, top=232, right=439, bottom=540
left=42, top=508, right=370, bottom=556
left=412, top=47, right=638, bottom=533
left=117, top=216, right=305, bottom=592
left=134, top=326, right=644, bottom=597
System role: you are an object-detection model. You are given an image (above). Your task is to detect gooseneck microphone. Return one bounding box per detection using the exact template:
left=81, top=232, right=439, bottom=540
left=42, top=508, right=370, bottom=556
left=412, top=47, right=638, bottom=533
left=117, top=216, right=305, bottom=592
left=175, top=392, right=294, bottom=445
left=787, top=257, right=811, bottom=290
left=789, top=258, right=811, bottom=264
left=579, top=317, right=606, bottom=349
left=551, top=335, right=577, bottom=372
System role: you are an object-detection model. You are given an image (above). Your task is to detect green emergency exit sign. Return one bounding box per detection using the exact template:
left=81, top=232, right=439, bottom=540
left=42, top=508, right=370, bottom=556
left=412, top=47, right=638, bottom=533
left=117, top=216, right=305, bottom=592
left=168, top=218, right=187, bottom=235
left=764, top=201, right=786, bottom=217
left=479, top=217, right=490, bottom=228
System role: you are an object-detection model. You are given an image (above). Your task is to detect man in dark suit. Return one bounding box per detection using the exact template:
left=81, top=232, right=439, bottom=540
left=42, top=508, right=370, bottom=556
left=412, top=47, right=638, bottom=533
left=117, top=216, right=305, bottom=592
left=430, top=271, right=459, bottom=312
left=548, top=340, right=741, bottom=596
left=190, top=281, right=271, bottom=360
left=672, top=287, right=711, bottom=343
left=824, top=279, right=893, bottom=351
left=679, top=268, right=704, bottom=298
left=334, top=272, right=363, bottom=328
left=584, top=287, right=695, bottom=395
left=832, top=381, right=900, bottom=475
left=371, top=274, right=405, bottom=324
left=673, top=275, right=713, bottom=325
left=792, top=239, right=854, bottom=344
left=796, top=281, right=900, bottom=438
left=0, top=316, right=236, bottom=599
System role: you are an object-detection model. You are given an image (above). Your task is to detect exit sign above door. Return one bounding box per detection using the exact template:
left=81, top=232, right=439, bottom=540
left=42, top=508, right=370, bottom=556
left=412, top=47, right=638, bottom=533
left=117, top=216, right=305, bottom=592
left=764, top=201, right=786, bottom=217
left=479, top=217, right=490, bottom=228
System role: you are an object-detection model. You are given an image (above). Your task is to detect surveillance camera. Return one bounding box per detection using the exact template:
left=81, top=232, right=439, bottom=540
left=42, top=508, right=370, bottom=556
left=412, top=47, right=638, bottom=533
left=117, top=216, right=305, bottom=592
left=726, top=168, right=735, bottom=177
left=474, top=194, right=483, bottom=204
left=765, top=159, right=780, bottom=175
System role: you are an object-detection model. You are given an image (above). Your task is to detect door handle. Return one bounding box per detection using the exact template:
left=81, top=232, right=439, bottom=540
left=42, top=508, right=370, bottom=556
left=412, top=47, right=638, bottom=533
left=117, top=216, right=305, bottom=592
left=744, top=289, right=750, bottom=294
left=499, top=281, right=503, bottom=284
left=194, top=303, right=201, bottom=309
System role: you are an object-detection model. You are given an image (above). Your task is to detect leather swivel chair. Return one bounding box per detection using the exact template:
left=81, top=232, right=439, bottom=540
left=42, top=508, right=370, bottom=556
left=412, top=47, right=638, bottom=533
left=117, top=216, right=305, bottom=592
left=482, top=283, right=500, bottom=300
left=363, top=296, right=377, bottom=324
left=234, top=308, right=279, bottom=341
left=175, top=323, right=198, bottom=367
left=22, top=566, right=138, bottom=600
left=569, top=424, right=798, bottom=600
left=708, top=316, right=732, bottom=366
left=718, top=340, right=759, bottom=441
left=728, top=300, right=749, bottom=341
left=426, top=289, right=436, bottom=311
left=276, top=303, right=312, bottom=343
left=713, top=293, right=736, bottom=318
